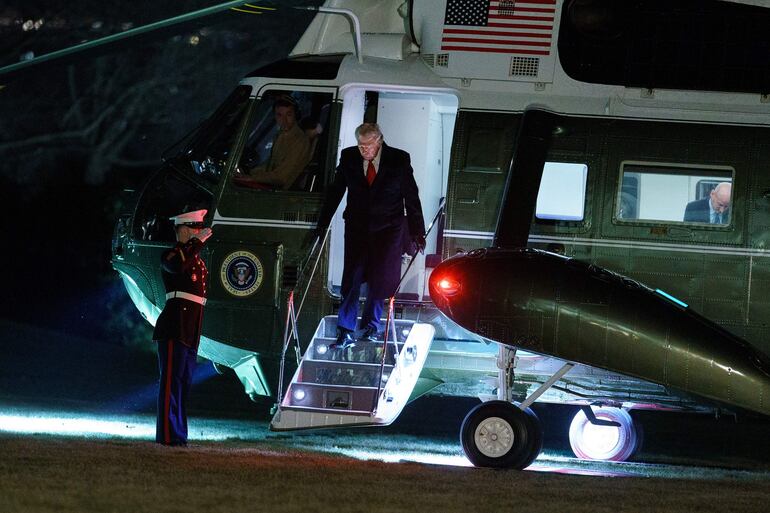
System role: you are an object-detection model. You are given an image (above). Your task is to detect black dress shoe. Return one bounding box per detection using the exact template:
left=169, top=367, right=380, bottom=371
left=330, top=330, right=355, bottom=350
left=359, top=326, right=380, bottom=342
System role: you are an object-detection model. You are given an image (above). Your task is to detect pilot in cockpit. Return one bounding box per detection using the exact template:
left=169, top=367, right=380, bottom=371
left=234, top=95, right=311, bottom=190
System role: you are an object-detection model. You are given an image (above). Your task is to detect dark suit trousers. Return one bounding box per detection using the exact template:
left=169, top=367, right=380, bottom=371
left=337, top=262, right=384, bottom=333
left=156, top=339, right=197, bottom=445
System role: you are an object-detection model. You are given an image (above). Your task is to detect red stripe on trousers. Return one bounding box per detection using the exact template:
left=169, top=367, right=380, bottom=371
left=163, top=339, right=173, bottom=444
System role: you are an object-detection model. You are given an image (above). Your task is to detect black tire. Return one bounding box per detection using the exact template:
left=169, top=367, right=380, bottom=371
left=460, top=401, right=543, bottom=469
left=629, top=412, right=644, bottom=460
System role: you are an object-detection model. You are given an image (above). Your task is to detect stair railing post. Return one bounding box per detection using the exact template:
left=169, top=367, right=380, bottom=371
left=274, top=290, right=296, bottom=415
left=289, top=296, right=301, bottom=366
left=273, top=228, right=330, bottom=415
left=372, top=296, right=395, bottom=414
left=369, top=200, right=446, bottom=415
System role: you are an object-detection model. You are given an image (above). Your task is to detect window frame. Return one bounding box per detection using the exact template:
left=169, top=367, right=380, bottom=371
left=613, top=160, right=736, bottom=228
left=222, top=83, right=340, bottom=196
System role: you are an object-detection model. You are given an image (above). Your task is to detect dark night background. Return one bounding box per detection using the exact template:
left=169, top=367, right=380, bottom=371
left=0, top=1, right=318, bottom=349
left=0, top=1, right=322, bottom=418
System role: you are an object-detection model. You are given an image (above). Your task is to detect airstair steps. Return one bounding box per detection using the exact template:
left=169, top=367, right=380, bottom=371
left=270, top=315, right=434, bottom=430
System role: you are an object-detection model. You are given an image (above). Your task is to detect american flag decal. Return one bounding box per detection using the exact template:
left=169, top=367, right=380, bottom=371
left=441, top=0, right=556, bottom=56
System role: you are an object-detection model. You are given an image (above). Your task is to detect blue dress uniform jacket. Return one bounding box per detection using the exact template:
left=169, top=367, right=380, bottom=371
left=153, top=238, right=208, bottom=350
left=152, top=237, right=208, bottom=445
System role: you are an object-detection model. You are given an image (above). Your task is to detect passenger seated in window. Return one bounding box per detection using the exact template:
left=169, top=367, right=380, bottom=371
left=683, top=182, right=731, bottom=224
left=235, top=96, right=311, bottom=190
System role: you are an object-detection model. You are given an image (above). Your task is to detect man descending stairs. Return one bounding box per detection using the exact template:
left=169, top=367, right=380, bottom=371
left=271, top=316, right=434, bottom=430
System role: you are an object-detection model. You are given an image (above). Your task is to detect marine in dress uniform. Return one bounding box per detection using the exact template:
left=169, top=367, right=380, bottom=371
left=153, top=209, right=211, bottom=446
left=316, top=123, right=426, bottom=348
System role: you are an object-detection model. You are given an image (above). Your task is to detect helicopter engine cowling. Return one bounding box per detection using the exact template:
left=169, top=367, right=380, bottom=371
left=429, top=247, right=770, bottom=417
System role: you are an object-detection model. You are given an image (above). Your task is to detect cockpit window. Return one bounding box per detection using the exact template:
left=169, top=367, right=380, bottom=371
left=184, top=85, right=252, bottom=185
left=616, top=162, right=734, bottom=225
left=131, top=86, right=252, bottom=242
left=233, top=89, right=334, bottom=192
left=133, top=169, right=212, bottom=242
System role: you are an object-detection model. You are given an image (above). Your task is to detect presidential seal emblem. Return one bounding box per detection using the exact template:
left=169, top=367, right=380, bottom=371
left=220, top=250, right=263, bottom=297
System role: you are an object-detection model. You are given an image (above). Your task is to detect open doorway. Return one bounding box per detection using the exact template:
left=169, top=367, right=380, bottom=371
left=326, top=86, right=459, bottom=302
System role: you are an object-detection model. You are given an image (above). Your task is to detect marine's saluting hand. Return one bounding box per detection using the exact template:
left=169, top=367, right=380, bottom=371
left=196, top=227, right=213, bottom=243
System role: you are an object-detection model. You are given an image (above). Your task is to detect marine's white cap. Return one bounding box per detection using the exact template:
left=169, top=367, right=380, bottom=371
left=169, top=209, right=207, bottom=227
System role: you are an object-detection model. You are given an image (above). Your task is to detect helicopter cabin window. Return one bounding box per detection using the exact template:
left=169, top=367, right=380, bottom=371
left=233, top=90, right=334, bottom=192
left=535, top=162, right=588, bottom=221
left=616, top=162, right=734, bottom=225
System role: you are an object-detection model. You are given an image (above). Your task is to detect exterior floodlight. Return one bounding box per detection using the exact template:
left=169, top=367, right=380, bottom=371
left=316, top=344, right=328, bottom=355
left=292, top=388, right=306, bottom=401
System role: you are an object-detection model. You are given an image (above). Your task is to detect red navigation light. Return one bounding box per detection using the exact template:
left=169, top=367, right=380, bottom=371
left=435, top=276, right=461, bottom=296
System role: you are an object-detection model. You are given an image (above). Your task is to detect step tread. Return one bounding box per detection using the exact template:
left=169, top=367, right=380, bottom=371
left=302, top=359, right=394, bottom=368
left=313, top=336, right=406, bottom=345
left=290, top=382, right=381, bottom=391
left=278, top=405, right=375, bottom=415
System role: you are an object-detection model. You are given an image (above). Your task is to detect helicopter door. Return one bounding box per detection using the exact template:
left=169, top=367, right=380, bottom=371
left=327, top=88, right=458, bottom=302
left=443, top=112, right=520, bottom=256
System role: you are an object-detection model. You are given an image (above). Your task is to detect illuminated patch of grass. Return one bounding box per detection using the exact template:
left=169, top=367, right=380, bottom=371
left=2, top=434, right=770, bottom=513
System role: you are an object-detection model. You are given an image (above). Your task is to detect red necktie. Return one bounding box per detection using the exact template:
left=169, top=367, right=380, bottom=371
left=366, top=160, right=376, bottom=186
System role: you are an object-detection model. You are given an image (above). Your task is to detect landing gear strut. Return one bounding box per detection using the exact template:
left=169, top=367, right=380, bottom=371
left=459, top=346, right=645, bottom=466
left=459, top=347, right=574, bottom=469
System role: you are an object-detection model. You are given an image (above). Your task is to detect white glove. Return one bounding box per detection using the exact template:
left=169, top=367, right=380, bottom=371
left=196, top=227, right=213, bottom=243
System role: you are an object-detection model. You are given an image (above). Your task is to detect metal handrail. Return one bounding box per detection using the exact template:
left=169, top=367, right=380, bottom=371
left=296, top=228, right=331, bottom=319
left=275, top=198, right=446, bottom=416
left=394, top=197, right=447, bottom=296
left=296, top=7, right=364, bottom=64
left=372, top=198, right=446, bottom=413
left=274, top=228, right=330, bottom=413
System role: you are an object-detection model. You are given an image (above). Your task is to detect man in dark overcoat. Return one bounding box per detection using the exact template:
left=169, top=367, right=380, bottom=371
left=316, top=123, right=425, bottom=348
left=153, top=209, right=211, bottom=446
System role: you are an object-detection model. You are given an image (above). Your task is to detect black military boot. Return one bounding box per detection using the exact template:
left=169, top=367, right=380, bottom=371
left=359, top=326, right=380, bottom=342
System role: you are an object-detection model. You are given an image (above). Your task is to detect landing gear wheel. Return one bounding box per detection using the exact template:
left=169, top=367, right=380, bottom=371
left=460, top=401, right=543, bottom=469
left=568, top=407, right=640, bottom=461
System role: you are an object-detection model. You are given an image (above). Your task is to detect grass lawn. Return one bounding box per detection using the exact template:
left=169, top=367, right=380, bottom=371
left=2, top=434, right=770, bottom=513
